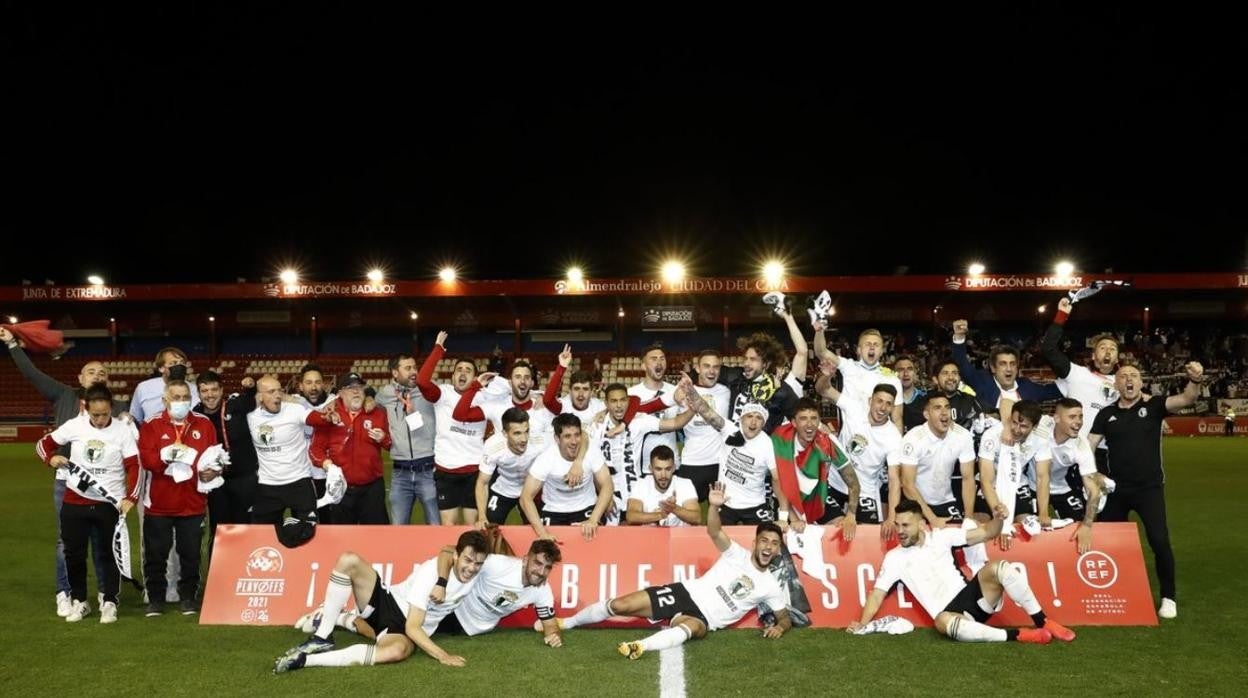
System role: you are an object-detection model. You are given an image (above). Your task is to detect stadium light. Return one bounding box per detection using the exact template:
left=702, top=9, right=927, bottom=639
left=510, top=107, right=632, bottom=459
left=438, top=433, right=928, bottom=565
left=566, top=266, right=584, bottom=284
left=1038, top=305, right=1047, bottom=314
left=366, top=268, right=384, bottom=283
left=968, top=262, right=985, bottom=276
left=410, top=311, right=419, bottom=320
left=208, top=316, right=215, bottom=322
left=829, top=306, right=837, bottom=317
left=1055, top=261, right=1075, bottom=277
left=617, top=308, right=626, bottom=318
left=279, top=268, right=298, bottom=285
left=762, top=260, right=785, bottom=288
left=439, top=267, right=457, bottom=282
left=6, top=315, right=16, bottom=324
left=661, top=260, right=686, bottom=284
left=87, top=275, right=105, bottom=286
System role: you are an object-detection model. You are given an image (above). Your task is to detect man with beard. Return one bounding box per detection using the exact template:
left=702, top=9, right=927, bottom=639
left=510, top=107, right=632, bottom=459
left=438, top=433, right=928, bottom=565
left=3, top=326, right=123, bottom=617
left=898, top=395, right=976, bottom=527
left=434, top=539, right=564, bottom=645
left=972, top=400, right=1051, bottom=550
left=554, top=483, right=792, bottom=658
left=678, top=349, right=733, bottom=502
left=454, top=358, right=554, bottom=441
left=950, top=320, right=1062, bottom=409
left=717, top=306, right=809, bottom=434
left=1042, top=296, right=1122, bottom=472
left=520, top=413, right=615, bottom=540
left=376, top=352, right=438, bottom=525
left=310, top=373, right=392, bottom=524
left=1089, top=359, right=1204, bottom=620
left=894, top=355, right=928, bottom=432
left=416, top=332, right=489, bottom=525
left=626, top=345, right=688, bottom=469
left=193, top=370, right=258, bottom=554
left=770, top=398, right=855, bottom=536
left=625, top=445, right=700, bottom=527
left=475, top=408, right=546, bottom=525
left=542, top=344, right=606, bottom=429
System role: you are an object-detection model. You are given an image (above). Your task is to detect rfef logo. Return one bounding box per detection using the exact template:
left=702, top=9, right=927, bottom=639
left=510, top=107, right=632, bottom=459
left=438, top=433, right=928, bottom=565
left=1077, top=551, right=1118, bottom=589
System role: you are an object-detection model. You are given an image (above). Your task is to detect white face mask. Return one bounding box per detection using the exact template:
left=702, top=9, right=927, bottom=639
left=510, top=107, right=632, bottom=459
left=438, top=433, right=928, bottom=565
left=168, top=400, right=192, bottom=420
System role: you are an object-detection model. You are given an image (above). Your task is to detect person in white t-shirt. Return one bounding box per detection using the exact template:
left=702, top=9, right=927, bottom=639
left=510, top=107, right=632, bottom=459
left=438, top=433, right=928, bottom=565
left=542, top=344, right=606, bottom=429
left=848, top=498, right=1074, bottom=644
left=973, top=400, right=1051, bottom=548
left=273, top=530, right=489, bottom=673
left=248, top=376, right=338, bottom=548
left=814, top=324, right=904, bottom=430
left=626, top=445, right=700, bottom=527
left=1035, top=398, right=1106, bottom=553
left=434, top=539, right=564, bottom=645
left=555, top=482, right=791, bottom=659
left=520, top=413, right=614, bottom=541
left=626, top=345, right=686, bottom=470
left=680, top=349, right=733, bottom=501
left=475, top=407, right=547, bottom=525
left=897, top=394, right=976, bottom=528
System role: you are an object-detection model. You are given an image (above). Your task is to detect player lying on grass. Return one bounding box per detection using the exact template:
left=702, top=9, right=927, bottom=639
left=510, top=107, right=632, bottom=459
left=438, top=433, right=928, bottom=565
left=848, top=498, right=1075, bottom=644
left=548, top=481, right=792, bottom=659
left=273, top=530, right=488, bottom=673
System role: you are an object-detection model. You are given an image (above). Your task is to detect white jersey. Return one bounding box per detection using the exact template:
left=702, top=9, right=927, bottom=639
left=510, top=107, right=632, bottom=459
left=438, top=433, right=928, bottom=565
left=628, top=475, right=698, bottom=527
left=832, top=396, right=902, bottom=498
left=874, top=527, right=970, bottom=619
left=248, top=402, right=315, bottom=486
left=476, top=389, right=555, bottom=443
left=898, top=423, right=975, bottom=506
left=480, top=432, right=547, bottom=499
left=388, top=557, right=478, bottom=636
left=558, top=396, right=606, bottom=430
left=454, top=555, right=556, bottom=636
left=1056, top=364, right=1119, bottom=439
left=977, top=422, right=1051, bottom=488
left=718, top=427, right=777, bottom=509
left=585, top=413, right=661, bottom=506
left=291, top=395, right=329, bottom=480
left=682, top=384, right=732, bottom=465
left=837, top=360, right=903, bottom=410
left=432, top=386, right=488, bottom=469
left=628, top=382, right=681, bottom=468
left=528, top=446, right=605, bottom=513
left=46, top=414, right=140, bottom=504
left=1037, top=433, right=1098, bottom=495
left=685, top=542, right=787, bottom=630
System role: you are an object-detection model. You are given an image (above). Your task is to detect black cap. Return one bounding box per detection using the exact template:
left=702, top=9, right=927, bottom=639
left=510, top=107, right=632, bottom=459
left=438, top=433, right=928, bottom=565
left=339, top=372, right=366, bottom=388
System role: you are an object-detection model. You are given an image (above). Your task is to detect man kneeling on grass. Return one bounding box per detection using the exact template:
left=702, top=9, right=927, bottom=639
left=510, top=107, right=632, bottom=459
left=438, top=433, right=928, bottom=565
left=273, top=530, right=488, bottom=673
left=848, top=498, right=1075, bottom=644
left=549, top=481, right=791, bottom=659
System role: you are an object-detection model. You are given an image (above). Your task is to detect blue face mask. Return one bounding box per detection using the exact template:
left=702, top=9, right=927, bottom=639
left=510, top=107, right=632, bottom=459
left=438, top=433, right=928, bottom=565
left=168, top=401, right=192, bottom=420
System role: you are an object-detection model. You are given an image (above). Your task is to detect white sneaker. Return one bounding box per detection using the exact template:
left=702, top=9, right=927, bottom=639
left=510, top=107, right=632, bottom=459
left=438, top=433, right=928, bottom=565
left=100, top=601, right=118, bottom=624
left=1158, top=598, right=1177, bottom=619
left=56, top=591, right=73, bottom=617
left=65, top=600, right=91, bottom=623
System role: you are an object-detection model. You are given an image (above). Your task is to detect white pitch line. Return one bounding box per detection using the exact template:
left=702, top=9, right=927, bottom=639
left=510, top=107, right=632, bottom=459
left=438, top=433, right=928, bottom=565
left=659, top=646, right=687, bottom=698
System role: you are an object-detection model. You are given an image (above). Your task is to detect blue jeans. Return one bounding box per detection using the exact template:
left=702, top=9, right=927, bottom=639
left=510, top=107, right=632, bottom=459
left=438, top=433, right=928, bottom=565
left=389, top=457, right=440, bottom=525
left=54, top=478, right=108, bottom=595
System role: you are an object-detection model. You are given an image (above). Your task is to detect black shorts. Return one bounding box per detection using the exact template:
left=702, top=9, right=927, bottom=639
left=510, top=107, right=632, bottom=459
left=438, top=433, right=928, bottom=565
left=645, top=583, right=708, bottom=625
left=362, top=576, right=408, bottom=637
left=930, top=500, right=963, bottom=520
left=435, top=611, right=467, bottom=636
left=719, top=504, right=773, bottom=525
left=817, top=486, right=884, bottom=525
left=485, top=488, right=524, bottom=525
left=435, top=468, right=477, bottom=510
left=251, top=479, right=318, bottom=525
left=1051, top=491, right=1088, bottom=520
left=974, top=485, right=1037, bottom=518
left=942, top=577, right=992, bottom=623
left=679, top=463, right=719, bottom=502
left=540, top=505, right=595, bottom=526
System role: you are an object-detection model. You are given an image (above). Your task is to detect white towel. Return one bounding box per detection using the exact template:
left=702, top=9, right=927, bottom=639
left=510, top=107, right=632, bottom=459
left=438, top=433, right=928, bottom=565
left=784, top=525, right=828, bottom=581
left=316, top=464, right=346, bottom=508
left=164, top=462, right=194, bottom=483
left=961, top=519, right=989, bottom=576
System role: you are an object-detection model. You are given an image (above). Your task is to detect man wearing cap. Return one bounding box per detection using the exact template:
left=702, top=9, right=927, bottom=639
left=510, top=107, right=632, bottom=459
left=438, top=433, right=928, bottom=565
left=309, top=372, right=392, bottom=524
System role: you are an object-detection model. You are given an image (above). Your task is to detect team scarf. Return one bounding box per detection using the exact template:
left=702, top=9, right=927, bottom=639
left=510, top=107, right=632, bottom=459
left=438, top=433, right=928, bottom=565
left=62, top=461, right=143, bottom=590
left=770, top=423, right=848, bottom=523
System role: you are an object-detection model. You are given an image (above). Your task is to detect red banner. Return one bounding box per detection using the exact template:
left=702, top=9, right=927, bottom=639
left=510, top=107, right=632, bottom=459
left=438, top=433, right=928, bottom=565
left=1162, top=416, right=1246, bottom=436
left=202, top=523, right=1156, bottom=628
left=6, top=272, right=1246, bottom=303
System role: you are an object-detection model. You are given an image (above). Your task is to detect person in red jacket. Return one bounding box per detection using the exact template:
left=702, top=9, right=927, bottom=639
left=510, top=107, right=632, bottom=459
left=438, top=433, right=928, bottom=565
left=137, top=380, right=219, bottom=617
left=310, top=373, right=392, bottom=524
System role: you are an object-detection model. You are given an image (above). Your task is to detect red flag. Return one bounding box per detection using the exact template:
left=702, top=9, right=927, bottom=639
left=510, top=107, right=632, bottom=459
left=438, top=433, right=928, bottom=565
left=2, top=320, right=65, bottom=353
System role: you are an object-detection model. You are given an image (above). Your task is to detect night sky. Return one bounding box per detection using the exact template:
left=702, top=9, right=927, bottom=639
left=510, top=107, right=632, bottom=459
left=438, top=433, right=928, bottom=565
left=5, top=7, right=1246, bottom=285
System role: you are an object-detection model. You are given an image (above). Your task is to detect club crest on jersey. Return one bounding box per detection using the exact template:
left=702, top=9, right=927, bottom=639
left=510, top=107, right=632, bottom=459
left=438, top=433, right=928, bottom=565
left=191, top=430, right=201, bottom=440
left=492, top=590, right=519, bottom=609
left=364, top=420, right=373, bottom=430
left=85, top=439, right=105, bottom=464
left=1138, top=407, right=1148, bottom=418
left=729, top=575, right=755, bottom=600
left=258, top=425, right=275, bottom=445
left=848, top=434, right=868, bottom=457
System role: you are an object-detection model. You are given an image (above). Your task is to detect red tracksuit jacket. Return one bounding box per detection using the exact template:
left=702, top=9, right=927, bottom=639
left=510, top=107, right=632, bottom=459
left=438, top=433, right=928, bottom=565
left=138, top=412, right=219, bottom=517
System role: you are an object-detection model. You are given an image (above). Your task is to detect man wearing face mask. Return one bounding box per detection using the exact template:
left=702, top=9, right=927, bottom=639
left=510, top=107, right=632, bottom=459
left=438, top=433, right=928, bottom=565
left=309, top=373, right=392, bottom=524
left=130, top=347, right=200, bottom=423
left=137, top=380, right=219, bottom=616
left=2, top=327, right=122, bottom=618
left=194, top=371, right=259, bottom=555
